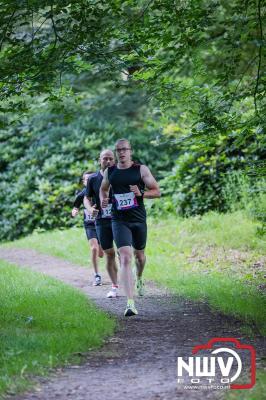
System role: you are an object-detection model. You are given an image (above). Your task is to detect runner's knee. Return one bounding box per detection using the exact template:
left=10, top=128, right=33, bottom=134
left=99, top=248, right=104, bottom=258
left=119, top=249, right=132, bottom=266
left=90, top=239, right=98, bottom=251
left=134, top=252, right=145, bottom=265
left=104, top=248, right=116, bottom=260
left=91, top=245, right=98, bottom=255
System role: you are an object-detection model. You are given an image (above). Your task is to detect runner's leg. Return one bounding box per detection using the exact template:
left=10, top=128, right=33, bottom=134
left=104, top=248, right=118, bottom=286
left=89, top=238, right=102, bottom=286
left=85, top=225, right=101, bottom=285
left=96, top=220, right=118, bottom=294
left=134, top=249, right=146, bottom=278
left=89, top=238, right=100, bottom=275
left=119, top=246, right=134, bottom=299
left=98, top=245, right=104, bottom=258
left=134, top=249, right=146, bottom=296
left=132, top=221, right=147, bottom=296
left=112, top=220, right=138, bottom=315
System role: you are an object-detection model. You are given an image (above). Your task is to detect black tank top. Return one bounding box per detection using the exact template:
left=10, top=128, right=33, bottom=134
left=108, top=163, right=146, bottom=222
left=86, top=171, right=112, bottom=220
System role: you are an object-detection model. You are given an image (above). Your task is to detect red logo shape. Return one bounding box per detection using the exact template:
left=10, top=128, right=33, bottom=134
left=192, top=337, right=256, bottom=389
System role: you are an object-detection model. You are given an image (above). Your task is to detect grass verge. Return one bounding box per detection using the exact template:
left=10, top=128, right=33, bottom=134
left=0, top=260, right=115, bottom=398
left=145, top=213, right=266, bottom=335
left=224, top=371, right=266, bottom=400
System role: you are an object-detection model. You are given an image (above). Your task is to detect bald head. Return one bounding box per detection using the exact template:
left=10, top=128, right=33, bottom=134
left=100, top=148, right=114, bottom=158
left=99, top=149, right=115, bottom=171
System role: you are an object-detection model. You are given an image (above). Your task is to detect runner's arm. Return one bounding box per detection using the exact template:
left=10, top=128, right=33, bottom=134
left=100, top=169, right=111, bottom=208
left=140, top=165, right=161, bottom=199
left=73, top=190, right=84, bottom=209
left=83, top=197, right=98, bottom=218
left=71, top=190, right=84, bottom=217
left=83, top=195, right=92, bottom=210
left=85, top=177, right=99, bottom=217
left=71, top=207, right=79, bottom=217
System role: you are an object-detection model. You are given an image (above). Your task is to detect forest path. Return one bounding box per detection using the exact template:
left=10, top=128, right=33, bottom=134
left=0, top=248, right=264, bottom=400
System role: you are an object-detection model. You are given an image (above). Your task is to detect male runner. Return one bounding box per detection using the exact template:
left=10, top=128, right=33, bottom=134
left=84, top=149, right=119, bottom=298
left=71, top=171, right=104, bottom=286
left=100, top=139, right=160, bottom=316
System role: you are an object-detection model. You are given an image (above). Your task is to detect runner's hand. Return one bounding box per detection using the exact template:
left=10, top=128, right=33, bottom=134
left=130, top=185, right=141, bottom=197
left=71, top=207, right=79, bottom=217
left=101, top=198, right=109, bottom=208
left=91, top=204, right=99, bottom=218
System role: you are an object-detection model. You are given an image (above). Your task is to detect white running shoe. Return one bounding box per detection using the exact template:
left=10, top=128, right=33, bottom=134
left=106, top=287, right=118, bottom=298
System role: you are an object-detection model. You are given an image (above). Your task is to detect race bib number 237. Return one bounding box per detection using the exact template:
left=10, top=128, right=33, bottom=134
left=114, top=192, right=138, bottom=210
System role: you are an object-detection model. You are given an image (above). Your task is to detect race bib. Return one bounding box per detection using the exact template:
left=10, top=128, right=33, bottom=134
left=101, top=203, right=112, bottom=218
left=84, top=209, right=95, bottom=222
left=114, top=192, right=138, bottom=210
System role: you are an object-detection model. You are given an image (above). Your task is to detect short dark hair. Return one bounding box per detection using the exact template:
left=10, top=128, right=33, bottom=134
left=82, top=170, right=94, bottom=177
left=78, top=170, right=94, bottom=185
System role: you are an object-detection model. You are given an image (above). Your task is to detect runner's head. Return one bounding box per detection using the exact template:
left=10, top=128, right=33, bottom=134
left=115, top=139, right=132, bottom=164
left=99, top=149, right=115, bottom=171
left=82, top=170, right=94, bottom=187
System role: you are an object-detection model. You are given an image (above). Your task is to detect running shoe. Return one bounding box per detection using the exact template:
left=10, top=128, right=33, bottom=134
left=124, top=300, right=138, bottom=317
left=136, top=277, right=145, bottom=296
left=106, top=287, right=118, bottom=298
left=93, top=274, right=102, bottom=286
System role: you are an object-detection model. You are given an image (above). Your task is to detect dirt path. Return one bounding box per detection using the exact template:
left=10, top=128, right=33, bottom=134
left=0, top=248, right=265, bottom=400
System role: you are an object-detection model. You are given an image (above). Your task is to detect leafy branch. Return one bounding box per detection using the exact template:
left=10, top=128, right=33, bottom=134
left=0, top=8, right=16, bottom=51
left=254, top=0, right=264, bottom=115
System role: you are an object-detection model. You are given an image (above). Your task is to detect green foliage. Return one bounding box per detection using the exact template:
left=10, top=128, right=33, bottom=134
left=0, top=0, right=265, bottom=239
left=159, top=121, right=265, bottom=218
left=0, top=1, right=265, bottom=117
left=0, top=87, right=176, bottom=241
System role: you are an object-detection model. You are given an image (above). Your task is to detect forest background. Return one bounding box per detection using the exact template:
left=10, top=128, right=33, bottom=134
left=0, top=0, right=265, bottom=241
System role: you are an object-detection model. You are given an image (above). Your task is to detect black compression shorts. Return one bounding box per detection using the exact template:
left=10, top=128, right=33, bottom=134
left=112, top=220, right=147, bottom=250
left=95, top=219, right=114, bottom=250
left=84, top=224, right=98, bottom=241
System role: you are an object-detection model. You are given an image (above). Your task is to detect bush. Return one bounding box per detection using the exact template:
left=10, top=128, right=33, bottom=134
left=0, top=98, right=172, bottom=241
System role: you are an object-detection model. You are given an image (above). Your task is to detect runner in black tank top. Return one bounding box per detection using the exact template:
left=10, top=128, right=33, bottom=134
left=71, top=171, right=103, bottom=286
left=84, top=149, right=119, bottom=298
left=100, top=139, right=161, bottom=317
left=108, top=163, right=146, bottom=223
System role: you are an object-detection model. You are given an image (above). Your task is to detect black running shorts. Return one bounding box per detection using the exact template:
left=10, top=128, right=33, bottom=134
left=95, top=219, right=114, bottom=250
left=112, top=220, right=147, bottom=250
left=84, top=224, right=98, bottom=241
